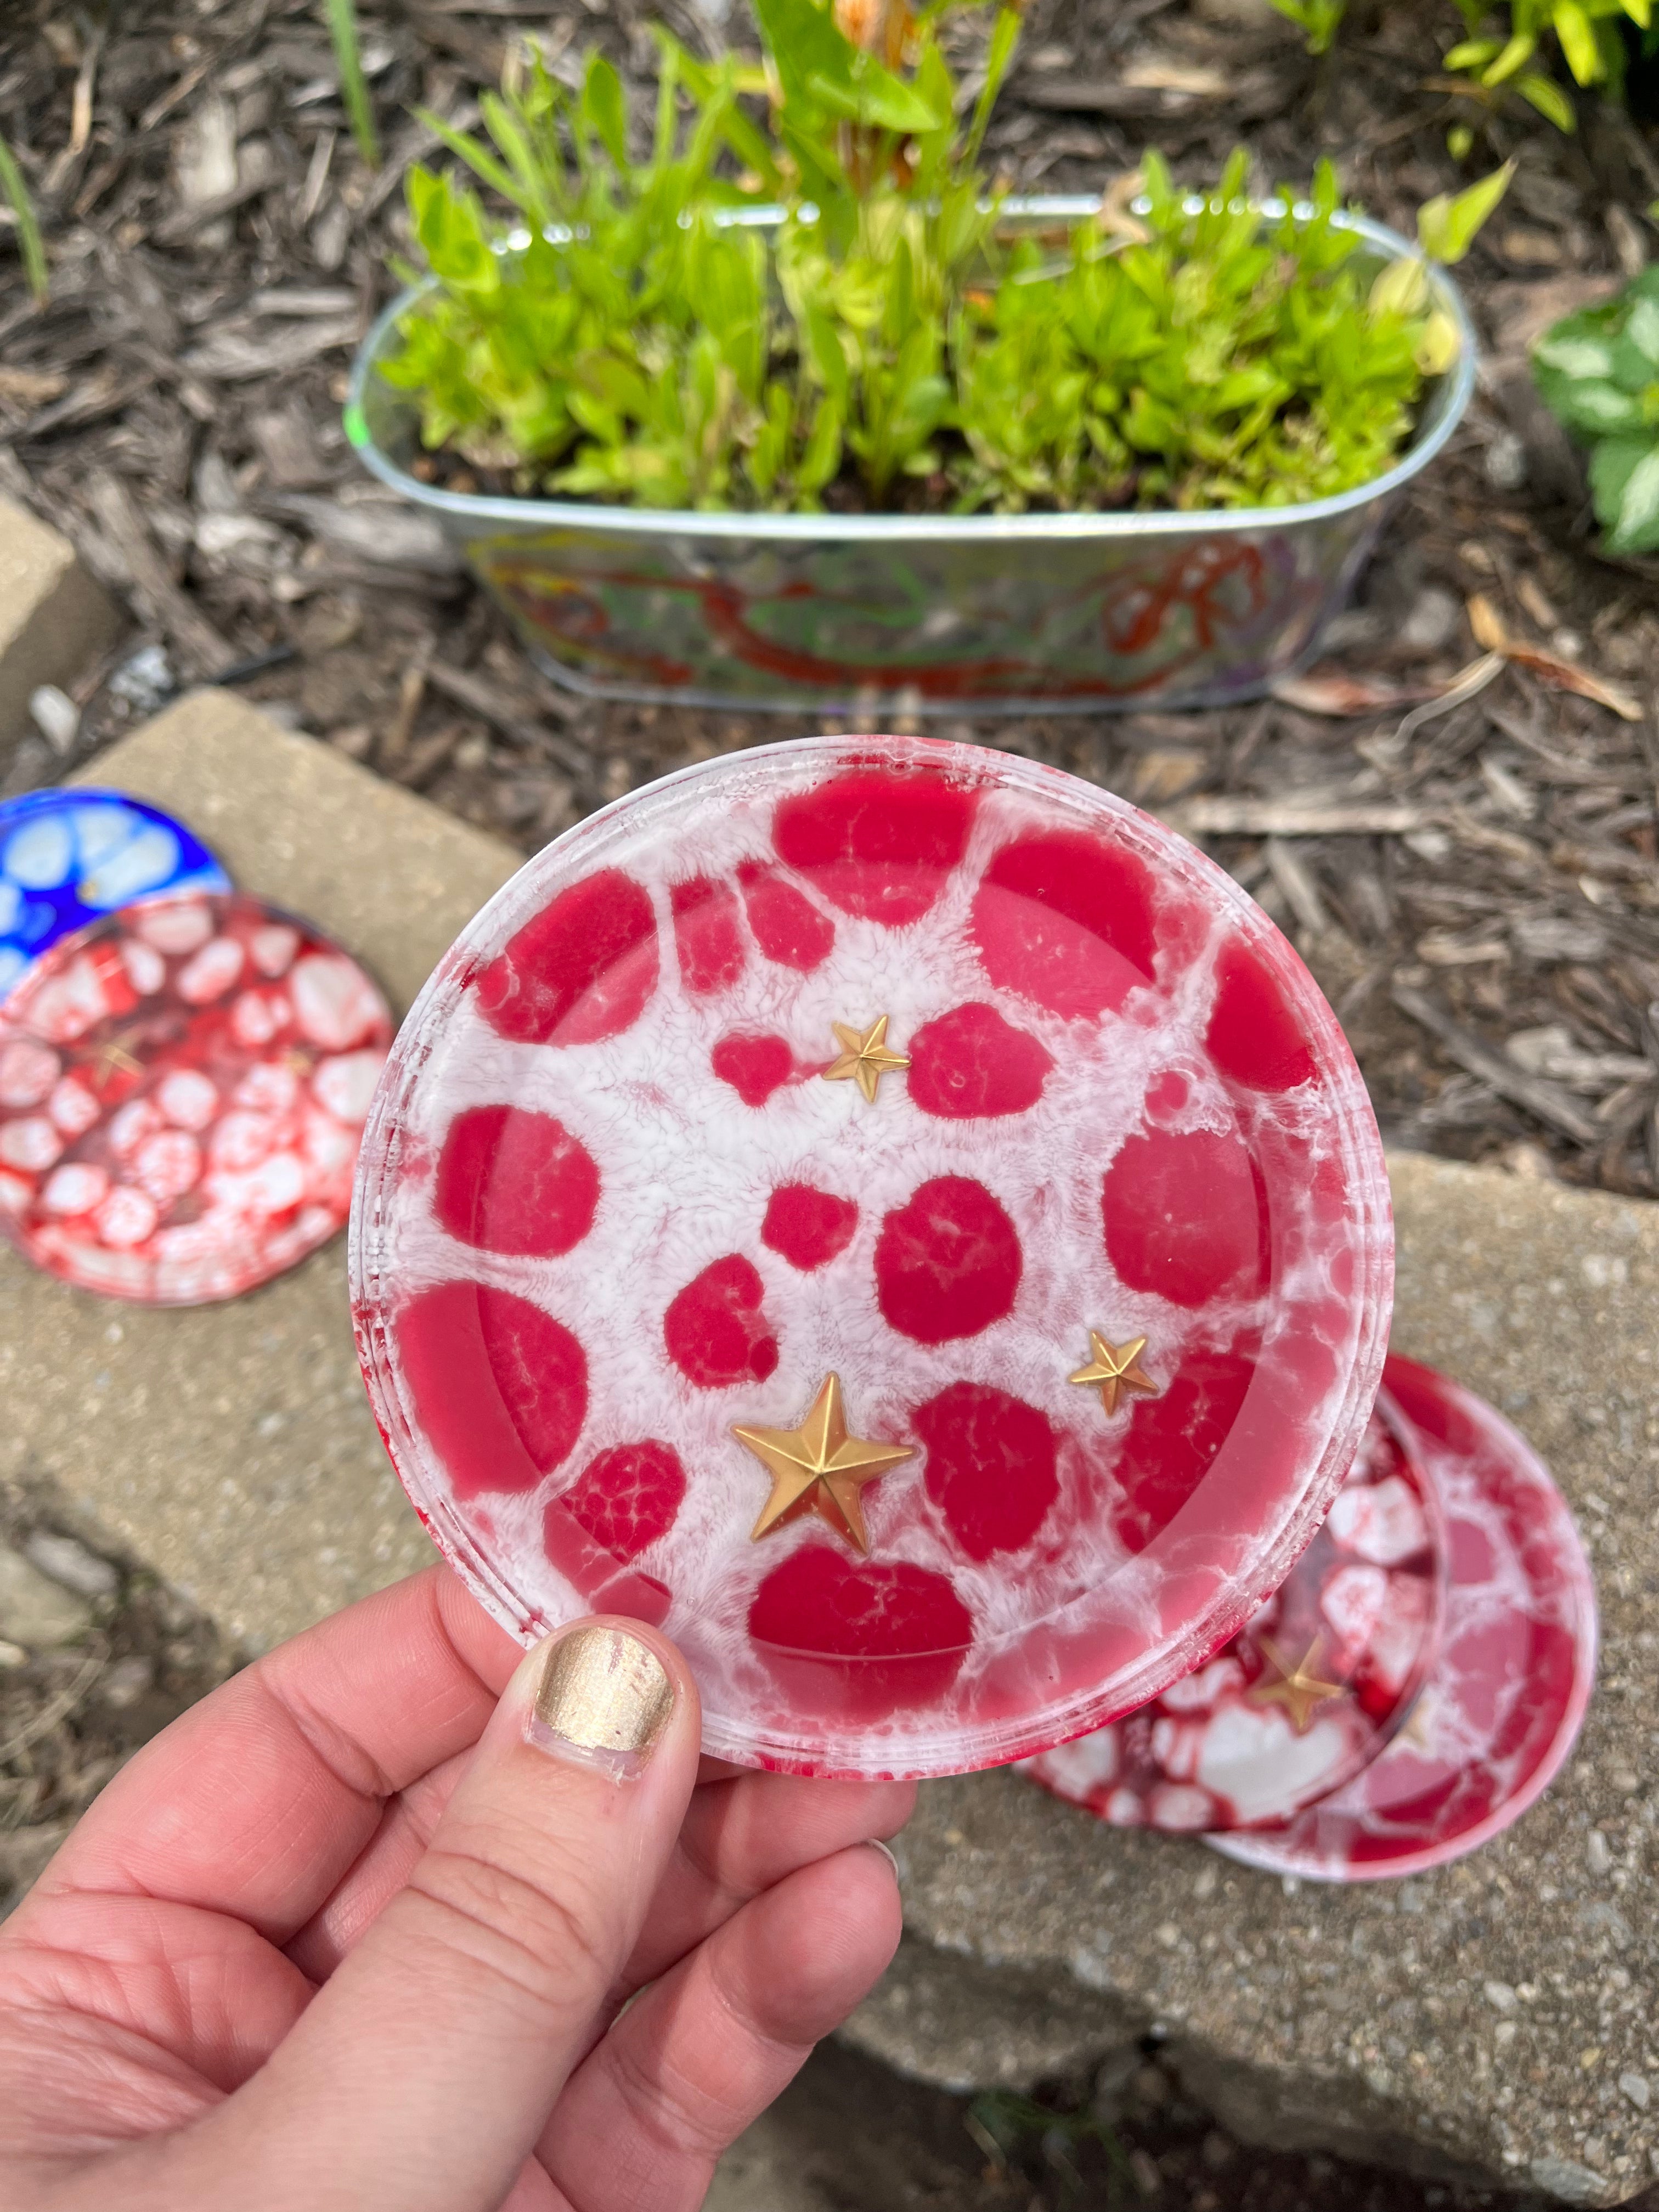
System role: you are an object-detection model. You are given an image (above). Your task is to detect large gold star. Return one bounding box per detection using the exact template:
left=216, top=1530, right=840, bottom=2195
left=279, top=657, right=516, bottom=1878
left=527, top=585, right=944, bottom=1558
left=734, top=1373, right=915, bottom=1555
left=822, top=1015, right=910, bottom=1105
left=1068, top=1331, right=1159, bottom=1416
left=1248, top=1637, right=1344, bottom=1734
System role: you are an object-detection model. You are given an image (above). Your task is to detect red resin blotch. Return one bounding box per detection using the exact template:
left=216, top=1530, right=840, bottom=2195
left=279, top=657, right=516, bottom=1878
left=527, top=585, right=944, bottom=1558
left=1111, top=1346, right=1259, bottom=1554
left=915, top=1381, right=1059, bottom=1561
left=670, top=876, right=745, bottom=995
left=1102, top=1127, right=1268, bottom=1309
left=475, top=868, right=658, bottom=1046
left=1205, top=939, right=1316, bottom=1093
left=561, top=1439, right=687, bottom=1556
left=761, top=1184, right=859, bottom=1271
left=874, top=1175, right=1022, bottom=1345
left=712, top=1033, right=798, bottom=1107
left=771, top=768, right=976, bottom=926
left=435, top=1104, right=600, bottom=1257
left=748, top=1545, right=974, bottom=1718
left=399, top=1280, right=588, bottom=1499
left=970, top=830, right=1157, bottom=1019
left=907, top=1003, right=1053, bottom=1121
left=664, top=1252, right=780, bottom=1386
left=737, top=862, right=836, bottom=970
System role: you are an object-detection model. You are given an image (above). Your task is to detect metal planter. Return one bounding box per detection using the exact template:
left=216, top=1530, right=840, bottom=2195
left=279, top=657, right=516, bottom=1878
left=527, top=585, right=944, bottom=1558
left=346, top=199, right=1476, bottom=717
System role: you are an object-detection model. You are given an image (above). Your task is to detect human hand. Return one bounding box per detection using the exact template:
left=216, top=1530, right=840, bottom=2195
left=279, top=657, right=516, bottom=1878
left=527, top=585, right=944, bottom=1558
left=0, top=1567, right=913, bottom=2211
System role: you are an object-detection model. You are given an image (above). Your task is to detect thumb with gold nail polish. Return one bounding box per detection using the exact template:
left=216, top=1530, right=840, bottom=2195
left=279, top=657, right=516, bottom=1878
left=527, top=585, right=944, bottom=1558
left=206, top=1617, right=702, bottom=2212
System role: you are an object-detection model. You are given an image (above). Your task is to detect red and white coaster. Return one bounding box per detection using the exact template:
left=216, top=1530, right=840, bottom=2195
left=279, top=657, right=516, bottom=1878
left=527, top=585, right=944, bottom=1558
left=1209, top=1356, right=1596, bottom=1881
left=1019, top=1388, right=1444, bottom=1831
left=0, top=893, right=391, bottom=1305
left=351, top=736, right=1392, bottom=1777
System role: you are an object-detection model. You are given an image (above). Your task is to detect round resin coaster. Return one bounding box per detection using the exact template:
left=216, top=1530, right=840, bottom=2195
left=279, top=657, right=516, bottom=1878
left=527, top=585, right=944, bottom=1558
left=1210, top=1356, right=1596, bottom=1881
left=0, top=789, right=231, bottom=1005
left=1019, top=1388, right=1444, bottom=1830
left=351, top=735, right=1393, bottom=1778
left=0, top=892, right=392, bottom=1305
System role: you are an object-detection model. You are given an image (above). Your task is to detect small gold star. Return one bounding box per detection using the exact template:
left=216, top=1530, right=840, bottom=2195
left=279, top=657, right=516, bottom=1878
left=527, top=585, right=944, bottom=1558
left=734, top=1373, right=915, bottom=1555
left=1068, top=1331, right=1159, bottom=1416
left=1395, top=1690, right=1437, bottom=1754
left=1248, top=1637, right=1344, bottom=1734
left=87, top=1028, right=144, bottom=1088
left=822, top=1015, right=910, bottom=1105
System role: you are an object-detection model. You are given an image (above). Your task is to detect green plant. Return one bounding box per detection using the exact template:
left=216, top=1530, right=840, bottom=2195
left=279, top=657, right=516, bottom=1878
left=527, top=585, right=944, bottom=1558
left=1443, top=0, right=1648, bottom=129
left=0, top=129, right=48, bottom=306
left=1266, top=0, right=1348, bottom=54
left=323, top=0, right=381, bottom=168
left=1533, top=265, right=1659, bottom=551
left=381, top=0, right=1493, bottom=516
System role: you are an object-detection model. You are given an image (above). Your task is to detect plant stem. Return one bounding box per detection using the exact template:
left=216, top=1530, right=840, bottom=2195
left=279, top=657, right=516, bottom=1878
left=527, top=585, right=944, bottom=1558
left=0, top=132, right=48, bottom=304
left=324, top=0, right=381, bottom=169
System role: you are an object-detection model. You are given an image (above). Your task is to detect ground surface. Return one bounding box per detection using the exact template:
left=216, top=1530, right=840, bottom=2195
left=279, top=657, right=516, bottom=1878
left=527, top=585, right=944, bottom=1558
left=2, top=2, right=1658, bottom=2204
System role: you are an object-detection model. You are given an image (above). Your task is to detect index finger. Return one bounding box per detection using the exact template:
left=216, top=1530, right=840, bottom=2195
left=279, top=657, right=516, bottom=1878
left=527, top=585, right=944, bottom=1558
left=29, top=1567, right=523, bottom=1944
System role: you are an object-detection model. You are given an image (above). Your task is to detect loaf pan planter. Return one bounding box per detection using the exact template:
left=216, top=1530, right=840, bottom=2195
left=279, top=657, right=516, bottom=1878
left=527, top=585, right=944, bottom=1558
left=345, top=198, right=1476, bottom=718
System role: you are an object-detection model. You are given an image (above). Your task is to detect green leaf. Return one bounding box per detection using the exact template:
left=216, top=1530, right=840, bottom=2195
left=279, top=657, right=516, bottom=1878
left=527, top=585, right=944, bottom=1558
left=1593, top=434, right=1659, bottom=550
left=1483, top=29, right=1538, bottom=78
left=582, top=54, right=630, bottom=174
left=1418, top=160, right=1514, bottom=263
left=1514, top=70, right=1579, bottom=127
left=1628, top=296, right=1659, bottom=366
left=1444, top=36, right=1504, bottom=65
left=1534, top=334, right=1617, bottom=378
left=1552, top=0, right=1602, bottom=79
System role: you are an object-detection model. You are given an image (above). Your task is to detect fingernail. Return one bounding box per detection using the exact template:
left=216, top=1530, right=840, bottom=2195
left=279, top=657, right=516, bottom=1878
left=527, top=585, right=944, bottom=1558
left=528, top=1625, right=674, bottom=1777
left=866, top=1838, right=901, bottom=1886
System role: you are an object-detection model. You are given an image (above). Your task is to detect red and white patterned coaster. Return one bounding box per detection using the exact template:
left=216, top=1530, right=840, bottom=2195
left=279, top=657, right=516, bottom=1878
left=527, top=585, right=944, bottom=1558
left=1209, top=1355, right=1596, bottom=1880
left=0, top=893, right=391, bottom=1305
left=352, top=736, right=1393, bottom=1776
left=1019, top=1390, right=1444, bottom=1830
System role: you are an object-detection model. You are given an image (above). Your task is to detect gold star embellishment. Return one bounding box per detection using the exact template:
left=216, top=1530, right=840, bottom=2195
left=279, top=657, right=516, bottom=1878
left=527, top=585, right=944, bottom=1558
left=822, top=1015, right=910, bottom=1105
left=87, top=1027, right=145, bottom=1090
left=734, top=1373, right=916, bottom=1556
left=1248, top=1637, right=1344, bottom=1734
left=1068, top=1331, right=1160, bottom=1417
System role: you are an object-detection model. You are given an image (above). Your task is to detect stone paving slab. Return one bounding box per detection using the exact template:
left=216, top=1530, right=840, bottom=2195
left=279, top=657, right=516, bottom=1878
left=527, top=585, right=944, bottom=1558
left=0, top=691, right=520, bottom=1648
left=845, top=1151, right=1659, bottom=2208
left=0, top=496, right=123, bottom=752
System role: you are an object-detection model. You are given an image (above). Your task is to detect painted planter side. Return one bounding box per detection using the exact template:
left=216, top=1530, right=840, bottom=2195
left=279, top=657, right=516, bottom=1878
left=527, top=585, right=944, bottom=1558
left=347, top=200, right=1476, bottom=716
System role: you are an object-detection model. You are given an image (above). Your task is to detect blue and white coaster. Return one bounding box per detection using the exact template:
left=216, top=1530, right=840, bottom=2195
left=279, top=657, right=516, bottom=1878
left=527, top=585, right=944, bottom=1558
left=0, top=789, right=232, bottom=1005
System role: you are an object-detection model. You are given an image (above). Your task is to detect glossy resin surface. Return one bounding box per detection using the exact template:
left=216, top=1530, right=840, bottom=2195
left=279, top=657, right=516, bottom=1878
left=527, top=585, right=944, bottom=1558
left=1212, top=1356, right=1596, bottom=1880
left=1020, top=1388, right=1443, bottom=1830
left=0, top=788, right=230, bottom=1005
left=0, top=893, right=391, bottom=1305
left=351, top=737, right=1392, bottom=1775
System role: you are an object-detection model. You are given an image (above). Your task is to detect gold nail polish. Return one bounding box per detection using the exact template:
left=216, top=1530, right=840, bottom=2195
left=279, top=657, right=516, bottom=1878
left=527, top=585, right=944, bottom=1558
left=530, top=1624, right=674, bottom=1772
